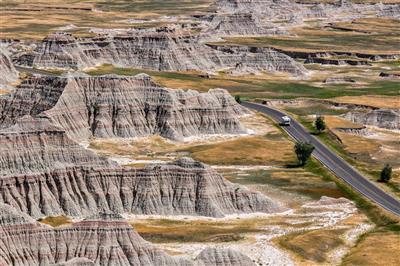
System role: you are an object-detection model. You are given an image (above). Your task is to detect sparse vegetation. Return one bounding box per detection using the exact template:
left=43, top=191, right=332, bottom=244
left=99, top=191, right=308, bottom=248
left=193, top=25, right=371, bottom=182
left=184, top=136, right=295, bottom=165
left=235, top=95, right=241, bottom=104
left=314, top=116, right=326, bottom=134
left=378, top=164, right=392, bottom=183
left=38, top=215, right=71, bottom=227
left=221, top=17, right=400, bottom=54
left=130, top=218, right=263, bottom=243
left=278, top=229, right=346, bottom=263
left=294, top=142, right=315, bottom=166
left=341, top=230, right=400, bottom=266
left=293, top=113, right=400, bottom=197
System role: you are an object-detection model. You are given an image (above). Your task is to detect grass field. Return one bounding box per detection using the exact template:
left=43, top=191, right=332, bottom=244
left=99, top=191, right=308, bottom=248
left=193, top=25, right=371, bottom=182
left=0, top=0, right=212, bottom=39
left=278, top=228, right=346, bottom=263
left=331, top=95, right=400, bottom=109
left=84, top=64, right=400, bottom=100
left=221, top=18, right=400, bottom=54
left=224, top=167, right=345, bottom=202
left=130, top=218, right=263, bottom=243
left=342, top=230, right=400, bottom=266
left=183, top=135, right=295, bottom=165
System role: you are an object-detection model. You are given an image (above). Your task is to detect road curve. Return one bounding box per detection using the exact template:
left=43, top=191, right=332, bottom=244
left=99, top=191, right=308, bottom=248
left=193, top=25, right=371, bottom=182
left=242, top=101, right=400, bottom=217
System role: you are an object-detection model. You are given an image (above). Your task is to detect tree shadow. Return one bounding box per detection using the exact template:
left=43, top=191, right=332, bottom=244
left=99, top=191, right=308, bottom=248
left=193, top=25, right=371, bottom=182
left=285, top=163, right=302, bottom=168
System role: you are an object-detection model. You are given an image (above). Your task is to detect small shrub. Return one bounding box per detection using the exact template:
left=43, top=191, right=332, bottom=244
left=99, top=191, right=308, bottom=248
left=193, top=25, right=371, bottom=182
left=235, top=95, right=241, bottom=104
left=378, top=164, right=392, bottom=183
left=314, top=116, right=326, bottom=134
left=295, top=142, right=315, bottom=166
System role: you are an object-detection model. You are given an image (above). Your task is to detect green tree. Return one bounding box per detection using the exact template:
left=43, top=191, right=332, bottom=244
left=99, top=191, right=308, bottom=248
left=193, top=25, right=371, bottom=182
left=294, top=142, right=315, bottom=166
left=235, top=95, right=241, bottom=104
left=315, top=116, right=326, bottom=134
left=378, top=164, right=392, bottom=183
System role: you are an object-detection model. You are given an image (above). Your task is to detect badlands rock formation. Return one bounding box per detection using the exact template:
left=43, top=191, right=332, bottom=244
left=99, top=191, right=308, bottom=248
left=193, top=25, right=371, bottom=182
left=0, top=73, right=248, bottom=141
left=0, top=156, right=282, bottom=218
left=0, top=203, right=257, bottom=266
left=0, top=48, right=18, bottom=86
left=14, top=28, right=306, bottom=76
left=207, top=12, right=277, bottom=36
left=0, top=115, right=283, bottom=218
left=213, top=0, right=400, bottom=21
left=0, top=116, right=113, bottom=175
left=343, top=109, right=400, bottom=130
left=195, top=247, right=255, bottom=266
left=208, top=45, right=305, bottom=75
left=0, top=70, right=278, bottom=264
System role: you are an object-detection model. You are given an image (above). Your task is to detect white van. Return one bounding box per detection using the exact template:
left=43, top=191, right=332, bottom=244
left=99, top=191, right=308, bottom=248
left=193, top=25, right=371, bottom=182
left=281, top=116, right=291, bottom=126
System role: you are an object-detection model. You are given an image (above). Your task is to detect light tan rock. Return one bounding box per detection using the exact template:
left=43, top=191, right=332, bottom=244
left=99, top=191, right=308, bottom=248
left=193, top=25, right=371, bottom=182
left=0, top=74, right=248, bottom=141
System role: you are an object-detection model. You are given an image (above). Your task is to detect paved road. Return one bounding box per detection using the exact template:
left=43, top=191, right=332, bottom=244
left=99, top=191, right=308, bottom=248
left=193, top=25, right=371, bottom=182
left=243, top=101, right=400, bottom=216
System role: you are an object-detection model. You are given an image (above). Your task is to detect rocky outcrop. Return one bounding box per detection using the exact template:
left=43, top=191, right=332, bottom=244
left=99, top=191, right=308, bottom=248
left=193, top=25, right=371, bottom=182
left=0, top=48, right=18, bottom=86
left=0, top=157, right=283, bottom=218
left=379, top=72, right=400, bottom=79
left=52, top=258, right=95, bottom=266
left=377, top=4, right=400, bottom=18
left=208, top=13, right=271, bottom=36
left=0, top=202, right=36, bottom=226
left=195, top=247, right=255, bottom=266
left=343, top=109, right=400, bottom=130
left=273, top=48, right=400, bottom=65
left=305, top=57, right=370, bottom=66
left=0, top=73, right=285, bottom=219
left=335, top=127, right=371, bottom=137
left=15, top=29, right=306, bottom=76
left=0, top=73, right=248, bottom=141
left=0, top=203, right=258, bottom=265
left=0, top=116, right=113, bottom=175
left=208, top=44, right=306, bottom=75
left=0, top=116, right=283, bottom=218
left=323, top=76, right=356, bottom=84
left=0, top=204, right=188, bottom=266
left=213, top=0, right=400, bottom=21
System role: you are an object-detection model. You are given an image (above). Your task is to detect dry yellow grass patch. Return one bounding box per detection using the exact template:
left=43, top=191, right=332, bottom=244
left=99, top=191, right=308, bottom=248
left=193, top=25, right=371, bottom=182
left=38, top=215, right=71, bottom=227
left=342, top=231, right=400, bottom=266
left=268, top=170, right=345, bottom=199
left=277, top=213, right=374, bottom=266
left=325, top=116, right=399, bottom=165
left=186, top=136, right=294, bottom=165
left=332, top=95, right=400, bottom=109
left=278, top=228, right=346, bottom=264
left=131, top=218, right=265, bottom=243
left=325, top=115, right=363, bottom=129
left=0, top=0, right=212, bottom=39
left=336, top=132, right=381, bottom=155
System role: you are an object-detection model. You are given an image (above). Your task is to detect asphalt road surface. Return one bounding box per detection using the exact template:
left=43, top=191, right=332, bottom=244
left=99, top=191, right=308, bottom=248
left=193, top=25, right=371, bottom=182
left=243, top=101, right=400, bottom=217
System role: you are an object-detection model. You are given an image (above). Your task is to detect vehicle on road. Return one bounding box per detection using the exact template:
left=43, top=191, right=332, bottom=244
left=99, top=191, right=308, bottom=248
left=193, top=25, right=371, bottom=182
left=242, top=101, right=400, bottom=216
left=281, top=116, right=291, bottom=126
